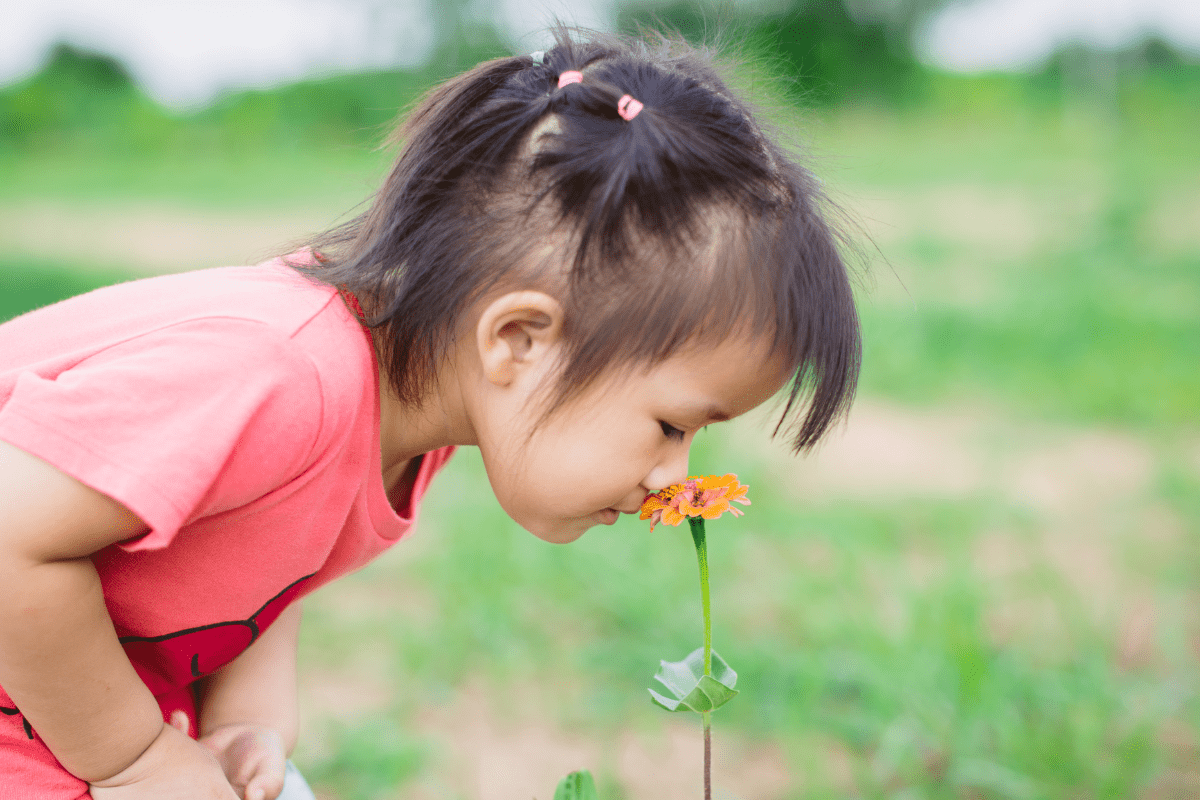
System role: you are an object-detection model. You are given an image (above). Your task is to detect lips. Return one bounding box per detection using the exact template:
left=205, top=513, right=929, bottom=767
left=598, top=504, right=642, bottom=524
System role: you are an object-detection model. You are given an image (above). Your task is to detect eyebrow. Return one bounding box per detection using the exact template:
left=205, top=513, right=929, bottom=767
left=701, top=406, right=730, bottom=423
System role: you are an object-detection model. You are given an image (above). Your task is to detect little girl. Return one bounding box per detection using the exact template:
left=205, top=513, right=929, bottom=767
left=0, top=28, right=860, bottom=800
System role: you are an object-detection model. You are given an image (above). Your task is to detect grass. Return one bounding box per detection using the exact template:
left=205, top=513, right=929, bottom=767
left=0, top=145, right=390, bottom=211
left=286, top=437, right=1191, bottom=798
left=303, top=718, right=426, bottom=800
left=371, top=448, right=1180, bottom=797
left=0, top=85, right=1197, bottom=798
left=0, top=256, right=140, bottom=323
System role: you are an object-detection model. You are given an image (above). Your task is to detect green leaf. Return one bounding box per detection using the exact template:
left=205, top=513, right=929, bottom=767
left=553, top=770, right=600, bottom=800
left=648, top=647, right=739, bottom=713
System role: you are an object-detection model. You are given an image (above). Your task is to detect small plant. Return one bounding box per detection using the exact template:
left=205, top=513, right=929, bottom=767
left=640, top=474, right=747, bottom=800
left=553, top=770, right=600, bottom=800
left=551, top=475, right=748, bottom=800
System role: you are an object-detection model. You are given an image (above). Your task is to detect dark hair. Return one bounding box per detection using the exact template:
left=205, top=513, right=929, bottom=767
left=296, top=27, right=860, bottom=452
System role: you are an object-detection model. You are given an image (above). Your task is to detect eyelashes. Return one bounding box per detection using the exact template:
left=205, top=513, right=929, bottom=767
left=659, top=420, right=685, bottom=441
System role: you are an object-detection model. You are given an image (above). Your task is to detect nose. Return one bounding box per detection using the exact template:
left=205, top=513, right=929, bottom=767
left=642, top=439, right=691, bottom=493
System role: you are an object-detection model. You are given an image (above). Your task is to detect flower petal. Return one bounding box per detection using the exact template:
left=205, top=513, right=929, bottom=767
left=641, top=475, right=749, bottom=529
left=640, top=496, right=668, bottom=519
left=661, top=506, right=686, bottom=527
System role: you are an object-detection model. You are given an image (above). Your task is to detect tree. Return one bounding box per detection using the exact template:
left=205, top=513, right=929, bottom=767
left=618, top=0, right=963, bottom=104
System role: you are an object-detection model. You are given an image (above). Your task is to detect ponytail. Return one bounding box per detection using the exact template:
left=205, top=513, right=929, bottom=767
left=298, top=26, right=860, bottom=453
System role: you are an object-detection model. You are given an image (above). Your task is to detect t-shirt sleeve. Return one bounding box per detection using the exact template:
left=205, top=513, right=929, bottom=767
left=0, top=317, right=325, bottom=551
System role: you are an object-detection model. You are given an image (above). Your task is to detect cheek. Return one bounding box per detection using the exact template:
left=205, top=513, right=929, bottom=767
left=482, top=419, right=643, bottom=522
left=476, top=432, right=580, bottom=533
left=544, top=415, right=652, bottom=488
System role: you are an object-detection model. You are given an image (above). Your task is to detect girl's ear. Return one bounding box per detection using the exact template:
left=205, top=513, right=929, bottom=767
left=476, top=291, right=564, bottom=387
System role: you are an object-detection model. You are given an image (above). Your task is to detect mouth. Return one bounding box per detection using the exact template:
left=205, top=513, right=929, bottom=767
left=597, top=505, right=642, bottom=526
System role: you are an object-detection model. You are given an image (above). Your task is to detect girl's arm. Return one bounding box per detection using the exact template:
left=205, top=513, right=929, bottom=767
left=200, top=601, right=301, bottom=751
left=0, top=440, right=233, bottom=794
left=195, top=601, right=302, bottom=799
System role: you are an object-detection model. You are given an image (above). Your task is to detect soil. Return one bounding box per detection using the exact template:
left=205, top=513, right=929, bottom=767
left=724, top=400, right=1193, bottom=660
left=409, top=682, right=790, bottom=800
left=849, top=184, right=1051, bottom=257
left=0, top=200, right=334, bottom=274
left=1148, top=190, right=1200, bottom=253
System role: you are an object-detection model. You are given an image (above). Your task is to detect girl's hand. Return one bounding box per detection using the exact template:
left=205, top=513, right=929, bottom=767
left=88, top=716, right=239, bottom=799
left=198, top=718, right=289, bottom=800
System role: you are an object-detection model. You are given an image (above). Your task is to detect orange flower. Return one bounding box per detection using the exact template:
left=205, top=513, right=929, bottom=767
left=640, top=474, right=750, bottom=531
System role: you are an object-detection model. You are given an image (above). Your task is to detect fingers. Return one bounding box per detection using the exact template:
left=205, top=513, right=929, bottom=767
left=243, top=740, right=287, bottom=800
left=200, top=725, right=288, bottom=800
left=244, top=771, right=286, bottom=800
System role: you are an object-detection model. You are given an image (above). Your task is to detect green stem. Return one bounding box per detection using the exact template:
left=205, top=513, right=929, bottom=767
left=689, top=517, right=713, bottom=800
left=688, top=517, right=712, bottom=677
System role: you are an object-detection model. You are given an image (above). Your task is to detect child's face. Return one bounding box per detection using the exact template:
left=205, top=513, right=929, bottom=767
left=475, top=333, right=790, bottom=543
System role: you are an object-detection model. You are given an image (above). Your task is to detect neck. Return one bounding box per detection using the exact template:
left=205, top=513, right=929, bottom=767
left=376, top=355, right=478, bottom=476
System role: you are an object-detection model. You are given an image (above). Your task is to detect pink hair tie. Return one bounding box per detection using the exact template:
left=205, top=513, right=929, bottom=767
left=557, top=71, right=583, bottom=88
left=617, top=94, right=644, bottom=121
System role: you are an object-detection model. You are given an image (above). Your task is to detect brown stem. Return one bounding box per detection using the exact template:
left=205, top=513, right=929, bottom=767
left=703, top=712, right=712, bottom=800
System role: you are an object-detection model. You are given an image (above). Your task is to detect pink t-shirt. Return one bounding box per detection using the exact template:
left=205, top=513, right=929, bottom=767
left=0, top=257, right=454, bottom=794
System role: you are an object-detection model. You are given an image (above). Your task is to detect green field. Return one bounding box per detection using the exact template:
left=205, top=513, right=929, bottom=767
left=2, top=69, right=1198, bottom=800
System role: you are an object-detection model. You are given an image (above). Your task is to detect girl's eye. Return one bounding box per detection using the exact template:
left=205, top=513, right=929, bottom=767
left=659, top=421, right=685, bottom=441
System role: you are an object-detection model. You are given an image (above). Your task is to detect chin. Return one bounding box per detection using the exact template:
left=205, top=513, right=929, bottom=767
left=524, top=518, right=590, bottom=544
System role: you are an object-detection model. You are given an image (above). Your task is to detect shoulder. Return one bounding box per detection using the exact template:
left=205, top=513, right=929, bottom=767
left=0, top=255, right=370, bottom=391
left=0, top=257, right=344, bottom=359
left=108, top=257, right=345, bottom=338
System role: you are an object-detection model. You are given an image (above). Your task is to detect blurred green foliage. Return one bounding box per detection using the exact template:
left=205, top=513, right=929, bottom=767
left=617, top=0, right=1200, bottom=106
left=297, top=439, right=1181, bottom=798
left=0, top=31, right=510, bottom=155
left=617, top=0, right=922, bottom=104
left=2, top=5, right=1198, bottom=155
left=301, top=718, right=425, bottom=800
left=0, top=256, right=134, bottom=324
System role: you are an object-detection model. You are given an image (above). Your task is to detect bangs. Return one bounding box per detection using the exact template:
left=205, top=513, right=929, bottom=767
left=548, top=177, right=860, bottom=452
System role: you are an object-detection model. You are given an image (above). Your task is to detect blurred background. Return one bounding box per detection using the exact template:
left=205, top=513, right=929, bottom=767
left=1, top=1, right=1198, bottom=797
